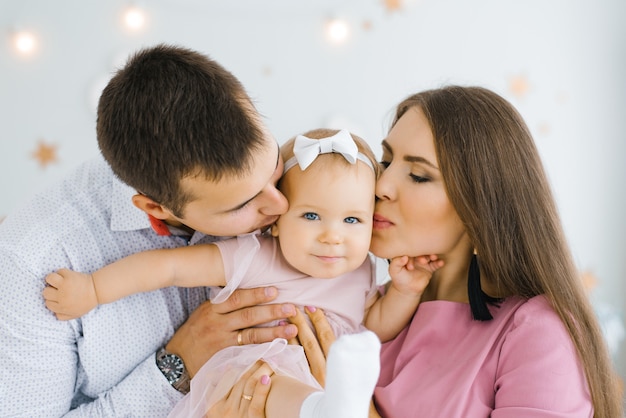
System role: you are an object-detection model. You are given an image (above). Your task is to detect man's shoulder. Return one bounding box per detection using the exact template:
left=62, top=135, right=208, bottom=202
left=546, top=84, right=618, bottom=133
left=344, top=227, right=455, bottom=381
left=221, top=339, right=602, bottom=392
left=0, top=156, right=119, bottom=255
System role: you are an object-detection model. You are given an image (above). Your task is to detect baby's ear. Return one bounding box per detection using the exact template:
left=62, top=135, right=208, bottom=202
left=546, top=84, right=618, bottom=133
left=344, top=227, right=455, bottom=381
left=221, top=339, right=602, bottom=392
left=270, top=223, right=279, bottom=237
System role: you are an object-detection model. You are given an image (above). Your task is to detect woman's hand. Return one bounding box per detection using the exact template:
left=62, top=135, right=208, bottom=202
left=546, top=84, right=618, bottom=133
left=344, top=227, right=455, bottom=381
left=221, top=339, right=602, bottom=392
left=288, top=306, right=335, bottom=387
left=292, top=308, right=384, bottom=417
left=204, top=361, right=273, bottom=418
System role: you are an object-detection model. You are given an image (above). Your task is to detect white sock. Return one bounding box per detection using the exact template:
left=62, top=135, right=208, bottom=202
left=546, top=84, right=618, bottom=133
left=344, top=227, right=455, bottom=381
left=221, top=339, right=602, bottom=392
left=300, top=330, right=381, bottom=418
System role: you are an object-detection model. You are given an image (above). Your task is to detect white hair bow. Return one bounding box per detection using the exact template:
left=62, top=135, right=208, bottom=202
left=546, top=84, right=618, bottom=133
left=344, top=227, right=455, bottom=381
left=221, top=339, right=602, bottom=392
left=283, top=129, right=373, bottom=172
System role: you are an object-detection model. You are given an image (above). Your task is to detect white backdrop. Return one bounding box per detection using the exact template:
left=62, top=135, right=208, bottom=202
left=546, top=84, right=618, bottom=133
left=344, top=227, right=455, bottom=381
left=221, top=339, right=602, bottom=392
left=2, top=0, right=625, bottom=382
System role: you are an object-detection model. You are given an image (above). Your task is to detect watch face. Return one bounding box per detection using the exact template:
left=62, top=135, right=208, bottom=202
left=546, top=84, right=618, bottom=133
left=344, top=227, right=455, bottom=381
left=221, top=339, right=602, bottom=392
left=159, top=354, right=184, bottom=384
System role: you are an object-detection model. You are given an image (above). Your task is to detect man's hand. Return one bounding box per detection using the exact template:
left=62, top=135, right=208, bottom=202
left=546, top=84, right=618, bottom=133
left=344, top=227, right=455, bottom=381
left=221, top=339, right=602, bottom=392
left=43, top=269, right=98, bottom=320
left=167, top=286, right=298, bottom=377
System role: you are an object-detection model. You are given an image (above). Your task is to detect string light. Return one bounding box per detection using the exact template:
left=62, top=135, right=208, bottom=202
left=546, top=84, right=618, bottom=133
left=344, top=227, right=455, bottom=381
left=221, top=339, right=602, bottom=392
left=325, top=18, right=350, bottom=44
left=12, top=30, right=37, bottom=55
left=122, top=6, right=147, bottom=31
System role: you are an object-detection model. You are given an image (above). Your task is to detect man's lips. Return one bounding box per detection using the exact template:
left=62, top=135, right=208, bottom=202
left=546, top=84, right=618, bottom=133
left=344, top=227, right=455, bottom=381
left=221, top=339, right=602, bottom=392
left=263, top=215, right=280, bottom=227
left=373, top=213, right=393, bottom=229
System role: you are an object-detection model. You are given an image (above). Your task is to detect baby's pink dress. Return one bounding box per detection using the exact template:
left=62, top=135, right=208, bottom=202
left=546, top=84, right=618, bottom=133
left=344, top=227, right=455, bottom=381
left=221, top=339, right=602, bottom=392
left=374, top=295, right=593, bottom=417
left=168, top=233, right=378, bottom=418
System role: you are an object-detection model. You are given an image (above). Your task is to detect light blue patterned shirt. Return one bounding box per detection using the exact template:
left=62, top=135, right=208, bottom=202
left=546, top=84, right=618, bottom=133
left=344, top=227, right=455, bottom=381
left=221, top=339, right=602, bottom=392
left=0, top=156, right=220, bottom=417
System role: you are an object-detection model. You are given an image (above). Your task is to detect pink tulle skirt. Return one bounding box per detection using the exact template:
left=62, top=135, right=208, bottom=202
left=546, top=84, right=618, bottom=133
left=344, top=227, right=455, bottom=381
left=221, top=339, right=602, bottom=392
left=168, top=338, right=322, bottom=418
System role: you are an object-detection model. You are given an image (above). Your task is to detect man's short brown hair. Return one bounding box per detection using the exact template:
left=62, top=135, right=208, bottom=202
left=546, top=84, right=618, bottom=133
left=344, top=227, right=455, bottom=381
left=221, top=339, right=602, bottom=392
left=97, top=44, right=267, bottom=215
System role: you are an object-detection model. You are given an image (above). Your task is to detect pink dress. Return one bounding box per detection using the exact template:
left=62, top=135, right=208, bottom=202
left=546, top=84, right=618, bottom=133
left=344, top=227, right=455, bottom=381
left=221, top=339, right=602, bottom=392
left=375, top=295, right=593, bottom=417
left=169, top=233, right=378, bottom=418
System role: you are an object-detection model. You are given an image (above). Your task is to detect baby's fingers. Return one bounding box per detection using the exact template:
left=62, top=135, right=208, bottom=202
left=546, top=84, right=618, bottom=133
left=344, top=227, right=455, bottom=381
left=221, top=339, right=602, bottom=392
left=54, top=312, right=75, bottom=321
left=45, top=272, right=63, bottom=288
left=388, top=256, right=409, bottom=274
left=43, top=297, right=72, bottom=320
left=42, top=285, right=58, bottom=302
left=413, top=255, right=444, bottom=272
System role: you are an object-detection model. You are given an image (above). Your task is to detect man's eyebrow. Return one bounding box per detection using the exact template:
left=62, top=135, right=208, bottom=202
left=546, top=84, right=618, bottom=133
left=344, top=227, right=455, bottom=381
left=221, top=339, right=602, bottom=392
left=228, top=141, right=280, bottom=212
left=381, top=139, right=438, bottom=170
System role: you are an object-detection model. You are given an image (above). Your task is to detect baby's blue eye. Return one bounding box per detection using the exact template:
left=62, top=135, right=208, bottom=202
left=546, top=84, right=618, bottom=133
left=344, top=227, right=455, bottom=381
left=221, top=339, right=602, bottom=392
left=344, top=217, right=359, bottom=224
left=303, top=212, right=320, bottom=221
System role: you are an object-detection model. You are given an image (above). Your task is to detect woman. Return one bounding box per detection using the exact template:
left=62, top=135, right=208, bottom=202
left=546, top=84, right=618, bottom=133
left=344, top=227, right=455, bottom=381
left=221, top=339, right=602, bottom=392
left=209, top=86, right=623, bottom=417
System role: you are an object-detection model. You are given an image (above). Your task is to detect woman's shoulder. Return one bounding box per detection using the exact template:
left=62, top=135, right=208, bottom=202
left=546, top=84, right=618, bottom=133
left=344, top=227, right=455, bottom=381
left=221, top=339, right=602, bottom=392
left=498, top=294, right=580, bottom=366
left=504, top=294, right=562, bottom=328
left=493, top=295, right=592, bottom=412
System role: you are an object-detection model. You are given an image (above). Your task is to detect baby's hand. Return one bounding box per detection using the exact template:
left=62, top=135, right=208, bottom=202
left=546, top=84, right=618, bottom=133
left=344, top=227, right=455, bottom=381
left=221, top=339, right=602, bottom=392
left=388, top=255, right=444, bottom=297
left=42, top=269, right=98, bottom=320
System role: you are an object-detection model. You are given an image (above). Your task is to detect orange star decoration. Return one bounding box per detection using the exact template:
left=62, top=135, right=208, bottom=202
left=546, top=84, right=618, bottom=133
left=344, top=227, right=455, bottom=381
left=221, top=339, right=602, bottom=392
left=31, top=140, right=59, bottom=169
left=556, top=90, right=569, bottom=104
left=537, top=122, right=551, bottom=136
left=509, top=75, right=530, bottom=99
left=383, top=0, right=402, bottom=12
left=580, top=270, right=598, bottom=293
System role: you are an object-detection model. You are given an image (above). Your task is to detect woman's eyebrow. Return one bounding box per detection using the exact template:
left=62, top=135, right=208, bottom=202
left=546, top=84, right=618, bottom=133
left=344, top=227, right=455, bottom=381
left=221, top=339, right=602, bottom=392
left=381, top=139, right=438, bottom=169
left=404, top=155, right=439, bottom=170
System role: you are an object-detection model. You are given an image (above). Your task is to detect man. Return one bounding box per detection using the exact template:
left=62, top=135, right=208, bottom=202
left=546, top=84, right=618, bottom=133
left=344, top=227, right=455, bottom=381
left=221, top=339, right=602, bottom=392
left=0, top=44, right=297, bottom=417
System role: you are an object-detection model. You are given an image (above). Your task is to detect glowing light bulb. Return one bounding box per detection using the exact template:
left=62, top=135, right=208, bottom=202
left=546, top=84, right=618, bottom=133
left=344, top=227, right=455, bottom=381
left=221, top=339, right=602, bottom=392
left=123, top=6, right=146, bottom=31
left=326, top=19, right=350, bottom=44
left=14, top=31, right=37, bottom=55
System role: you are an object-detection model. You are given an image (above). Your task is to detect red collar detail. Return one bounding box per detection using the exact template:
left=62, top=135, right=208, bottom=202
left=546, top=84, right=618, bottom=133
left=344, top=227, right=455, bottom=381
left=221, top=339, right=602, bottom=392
left=148, top=214, right=171, bottom=236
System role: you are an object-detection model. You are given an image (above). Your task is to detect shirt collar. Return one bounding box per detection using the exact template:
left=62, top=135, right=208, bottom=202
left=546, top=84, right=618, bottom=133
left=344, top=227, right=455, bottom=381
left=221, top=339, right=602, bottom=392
left=110, top=176, right=205, bottom=242
left=110, top=176, right=151, bottom=232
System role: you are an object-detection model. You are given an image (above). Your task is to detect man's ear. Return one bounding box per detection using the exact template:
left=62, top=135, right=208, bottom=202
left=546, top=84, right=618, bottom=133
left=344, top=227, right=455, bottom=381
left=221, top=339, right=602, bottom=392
left=131, top=194, right=172, bottom=220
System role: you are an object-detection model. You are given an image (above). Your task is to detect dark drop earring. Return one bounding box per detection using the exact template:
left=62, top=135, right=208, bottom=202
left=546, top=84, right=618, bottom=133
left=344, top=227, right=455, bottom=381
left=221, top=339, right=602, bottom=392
left=467, top=251, right=501, bottom=321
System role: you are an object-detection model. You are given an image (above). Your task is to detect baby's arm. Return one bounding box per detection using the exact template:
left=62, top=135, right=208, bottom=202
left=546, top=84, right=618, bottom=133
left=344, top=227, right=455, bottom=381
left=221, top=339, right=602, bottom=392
left=364, top=255, right=443, bottom=342
left=43, top=243, right=227, bottom=320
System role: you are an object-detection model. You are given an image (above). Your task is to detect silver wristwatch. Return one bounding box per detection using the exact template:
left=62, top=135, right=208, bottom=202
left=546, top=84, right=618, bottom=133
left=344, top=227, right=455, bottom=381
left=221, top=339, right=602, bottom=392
left=156, top=348, right=190, bottom=394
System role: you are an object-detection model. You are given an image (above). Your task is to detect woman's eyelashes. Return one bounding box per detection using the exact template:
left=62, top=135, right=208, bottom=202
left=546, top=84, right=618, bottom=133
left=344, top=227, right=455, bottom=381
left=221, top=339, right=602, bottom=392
left=410, top=173, right=430, bottom=183
left=379, top=160, right=430, bottom=184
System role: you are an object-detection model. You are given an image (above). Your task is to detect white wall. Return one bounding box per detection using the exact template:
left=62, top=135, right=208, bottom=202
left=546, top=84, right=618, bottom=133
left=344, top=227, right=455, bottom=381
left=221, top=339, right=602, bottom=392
left=2, top=0, right=625, bottom=380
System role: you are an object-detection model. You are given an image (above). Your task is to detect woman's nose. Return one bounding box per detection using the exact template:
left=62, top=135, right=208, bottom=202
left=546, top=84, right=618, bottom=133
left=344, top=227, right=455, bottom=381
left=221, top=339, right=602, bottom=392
left=375, top=168, right=394, bottom=201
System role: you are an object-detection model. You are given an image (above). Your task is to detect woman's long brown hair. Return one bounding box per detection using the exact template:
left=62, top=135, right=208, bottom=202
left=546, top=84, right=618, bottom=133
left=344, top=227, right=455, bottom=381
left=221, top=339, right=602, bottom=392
left=393, top=86, right=622, bottom=417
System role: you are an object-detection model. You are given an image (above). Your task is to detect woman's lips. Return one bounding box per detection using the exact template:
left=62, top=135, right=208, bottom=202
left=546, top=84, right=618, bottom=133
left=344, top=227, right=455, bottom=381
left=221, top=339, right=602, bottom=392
left=373, top=213, right=393, bottom=230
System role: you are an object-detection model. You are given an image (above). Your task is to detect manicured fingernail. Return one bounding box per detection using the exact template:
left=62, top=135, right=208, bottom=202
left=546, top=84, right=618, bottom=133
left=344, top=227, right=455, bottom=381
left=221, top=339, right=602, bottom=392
left=265, top=287, right=277, bottom=297
left=261, top=375, right=270, bottom=385
left=278, top=320, right=288, bottom=326
left=282, top=304, right=295, bottom=315
left=305, top=306, right=316, bottom=313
